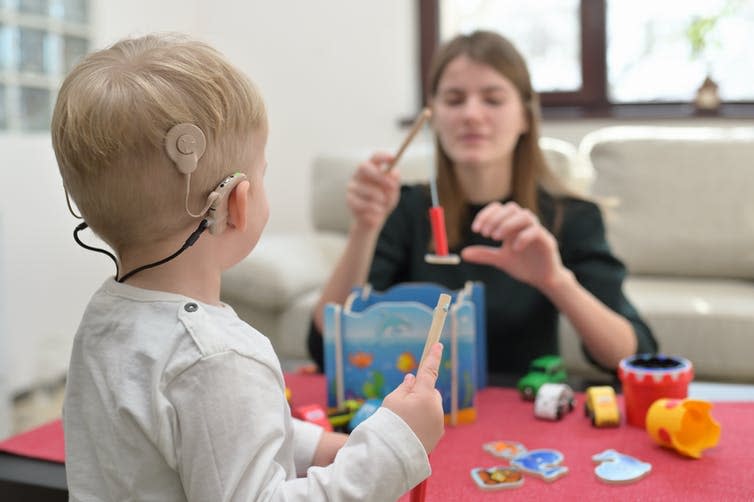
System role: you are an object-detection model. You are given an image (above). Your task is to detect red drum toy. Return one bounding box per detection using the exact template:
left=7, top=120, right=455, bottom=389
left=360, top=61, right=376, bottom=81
left=618, top=354, right=694, bottom=428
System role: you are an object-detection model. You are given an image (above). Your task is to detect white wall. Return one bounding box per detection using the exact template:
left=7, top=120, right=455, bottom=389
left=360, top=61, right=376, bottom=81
left=0, top=212, right=9, bottom=438
left=0, top=0, right=419, bottom=395
left=93, top=0, right=420, bottom=233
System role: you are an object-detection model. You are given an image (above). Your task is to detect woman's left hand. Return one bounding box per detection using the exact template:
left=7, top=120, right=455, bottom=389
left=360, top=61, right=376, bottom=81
left=461, top=201, right=567, bottom=291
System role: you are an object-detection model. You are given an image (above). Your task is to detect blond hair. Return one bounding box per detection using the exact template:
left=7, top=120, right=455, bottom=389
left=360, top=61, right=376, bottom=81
left=428, top=30, right=572, bottom=248
left=52, top=33, right=267, bottom=252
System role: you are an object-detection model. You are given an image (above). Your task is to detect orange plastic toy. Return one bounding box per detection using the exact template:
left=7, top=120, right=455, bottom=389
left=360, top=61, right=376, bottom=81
left=645, top=398, right=721, bottom=459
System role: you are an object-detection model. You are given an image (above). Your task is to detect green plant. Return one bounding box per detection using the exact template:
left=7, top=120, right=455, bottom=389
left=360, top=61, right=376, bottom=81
left=685, top=1, right=742, bottom=62
left=686, top=15, right=721, bottom=61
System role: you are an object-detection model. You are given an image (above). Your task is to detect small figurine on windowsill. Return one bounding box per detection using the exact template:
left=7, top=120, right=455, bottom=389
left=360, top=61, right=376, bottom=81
left=694, top=76, right=721, bottom=114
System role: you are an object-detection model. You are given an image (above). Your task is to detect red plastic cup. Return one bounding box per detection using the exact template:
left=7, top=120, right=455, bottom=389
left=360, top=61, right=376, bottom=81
left=618, top=354, right=694, bottom=428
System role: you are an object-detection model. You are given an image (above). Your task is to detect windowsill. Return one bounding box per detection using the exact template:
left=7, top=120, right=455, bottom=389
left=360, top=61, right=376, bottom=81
left=399, top=103, right=754, bottom=128
left=542, top=102, right=754, bottom=121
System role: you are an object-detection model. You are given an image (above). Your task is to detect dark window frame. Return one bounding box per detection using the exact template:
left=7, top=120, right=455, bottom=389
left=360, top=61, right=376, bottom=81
left=418, top=0, right=754, bottom=119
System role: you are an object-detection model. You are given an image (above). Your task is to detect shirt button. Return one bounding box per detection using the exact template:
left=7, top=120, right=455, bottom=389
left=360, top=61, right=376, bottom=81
left=184, top=302, right=199, bottom=312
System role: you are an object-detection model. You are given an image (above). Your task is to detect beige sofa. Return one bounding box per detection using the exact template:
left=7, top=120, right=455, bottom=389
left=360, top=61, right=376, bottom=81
left=560, top=126, right=754, bottom=381
left=222, top=127, right=754, bottom=381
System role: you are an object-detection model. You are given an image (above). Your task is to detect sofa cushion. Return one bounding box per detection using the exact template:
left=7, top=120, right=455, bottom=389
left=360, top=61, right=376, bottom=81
left=222, top=232, right=346, bottom=311
left=559, top=276, right=754, bottom=381
left=539, top=136, right=593, bottom=193
left=623, top=276, right=754, bottom=381
left=311, top=145, right=434, bottom=235
left=277, top=289, right=322, bottom=361
left=583, top=126, right=754, bottom=279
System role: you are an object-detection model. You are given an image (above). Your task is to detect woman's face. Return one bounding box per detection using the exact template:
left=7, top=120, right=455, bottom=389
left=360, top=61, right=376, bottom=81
left=431, top=55, right=529, bottom=170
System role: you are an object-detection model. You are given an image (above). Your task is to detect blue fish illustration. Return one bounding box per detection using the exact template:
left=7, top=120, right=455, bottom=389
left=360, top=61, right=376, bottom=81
left=511, top=449, right=568, bottom=482
left=377, top=313, right=412, bottom=336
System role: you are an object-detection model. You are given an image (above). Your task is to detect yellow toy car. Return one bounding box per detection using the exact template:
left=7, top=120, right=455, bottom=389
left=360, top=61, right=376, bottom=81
left=584, top=386, right=621, bottom=427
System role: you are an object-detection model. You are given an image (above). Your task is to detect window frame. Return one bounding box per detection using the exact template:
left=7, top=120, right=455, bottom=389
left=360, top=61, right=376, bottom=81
left=418, top=0, right=754, bottom=119
left=0, top=3, right=91, bottom=131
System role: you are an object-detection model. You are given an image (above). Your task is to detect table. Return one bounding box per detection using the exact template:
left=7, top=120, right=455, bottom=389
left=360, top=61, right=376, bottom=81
left=398, top=387, right=754, bottom=501
left=0, top=452, right=67, bottom=501
left=2, top=374, right=753, bottom=501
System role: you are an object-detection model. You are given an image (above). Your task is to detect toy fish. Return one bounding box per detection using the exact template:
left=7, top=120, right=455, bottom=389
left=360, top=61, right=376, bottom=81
left=348, top=351, right=374, bottom=369
left=510, top=449, right=568, bottom=482
left=396, top=352, right=417, bottom=373
left=592, top=449, right=651, bottom=484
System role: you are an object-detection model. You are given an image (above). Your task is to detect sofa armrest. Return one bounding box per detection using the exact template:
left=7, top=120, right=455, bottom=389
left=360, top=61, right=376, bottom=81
left=222, top=232, right=346, bottom=311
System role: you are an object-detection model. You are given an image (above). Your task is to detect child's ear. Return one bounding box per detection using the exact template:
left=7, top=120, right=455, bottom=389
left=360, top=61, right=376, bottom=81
left=227, top=180, right=250, bottom=232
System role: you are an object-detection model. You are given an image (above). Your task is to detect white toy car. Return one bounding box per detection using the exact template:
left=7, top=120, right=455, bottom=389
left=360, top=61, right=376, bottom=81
left=534, top=383, right=575, bottom=420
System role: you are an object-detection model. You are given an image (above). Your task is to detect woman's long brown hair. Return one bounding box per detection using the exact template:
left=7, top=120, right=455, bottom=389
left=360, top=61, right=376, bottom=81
left=428, top=30, right=569, bottom=249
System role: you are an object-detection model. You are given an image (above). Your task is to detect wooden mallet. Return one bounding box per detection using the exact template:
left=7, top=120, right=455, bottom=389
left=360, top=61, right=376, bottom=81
left=384, top=107, right=432, bottom=173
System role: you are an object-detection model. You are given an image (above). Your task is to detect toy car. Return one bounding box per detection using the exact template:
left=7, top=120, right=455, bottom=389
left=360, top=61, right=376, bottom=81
left=347, top=398, right=382, bottom=431
left=534, top=383, right=575, bottom=420
left=517, top=355, right=567, bottom=400
left=327, top=399, right=362, bottom=431
left=292, top=404, right=333, bottom=431
left=584, top=386, right=621, bottom=427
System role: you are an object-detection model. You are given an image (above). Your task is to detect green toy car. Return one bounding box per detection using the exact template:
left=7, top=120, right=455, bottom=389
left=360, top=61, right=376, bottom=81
left=517, top=355, right=567, bottom=400
left=327, top=399, right=361, bottom=431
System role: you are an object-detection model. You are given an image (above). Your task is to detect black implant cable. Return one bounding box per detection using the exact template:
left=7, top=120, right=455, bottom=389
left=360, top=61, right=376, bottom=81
left=73, top=219, right=209, bottom=283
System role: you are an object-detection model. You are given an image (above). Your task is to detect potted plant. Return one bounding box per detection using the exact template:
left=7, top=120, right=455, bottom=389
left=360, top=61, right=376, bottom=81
left=686, top=14, right=722, bottom=112
left=685, top=1, right=741, bottom=112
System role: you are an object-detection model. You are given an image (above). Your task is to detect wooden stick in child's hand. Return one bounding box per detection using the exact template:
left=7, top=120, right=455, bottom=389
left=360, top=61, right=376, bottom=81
left=384, top=107, right=432, bottom=173
left=411, top=293, right=449, bottom=502
left=419, top=293, right=451, bottom=368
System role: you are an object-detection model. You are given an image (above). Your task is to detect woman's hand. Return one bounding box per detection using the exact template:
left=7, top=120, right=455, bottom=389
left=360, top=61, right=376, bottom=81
left=347, top=152, right=401, bottom=232
left=461, top=201, right=569, bottom=292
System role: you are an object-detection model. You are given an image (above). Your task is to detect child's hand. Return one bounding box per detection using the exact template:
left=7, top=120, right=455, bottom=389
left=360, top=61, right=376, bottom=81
left=382, top=342, right=445, bottom=453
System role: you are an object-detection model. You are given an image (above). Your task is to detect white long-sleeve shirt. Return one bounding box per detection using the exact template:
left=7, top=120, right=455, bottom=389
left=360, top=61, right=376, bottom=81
left=64, top=279, right=430, bottom=501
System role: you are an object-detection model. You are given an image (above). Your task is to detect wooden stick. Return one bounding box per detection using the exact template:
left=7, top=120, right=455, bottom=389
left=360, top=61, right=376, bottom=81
left=410, top=293, right=450, bottom=502
left=450, top=305, right=458, bottom=426
left=385, top=107, right=431, bottom=172
left=410, top=293, right=449, bottom=502
left=419, top=293, right=451, bottom=367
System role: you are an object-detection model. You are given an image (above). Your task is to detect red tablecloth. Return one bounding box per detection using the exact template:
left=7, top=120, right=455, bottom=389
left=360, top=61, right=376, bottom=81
left=408, top=388, right=753, bottom=501
left=287, top=373, right=754, bottom=501
left=0, top=419, right=64, bottom=463
left=3, top=373, right=753, bottom=501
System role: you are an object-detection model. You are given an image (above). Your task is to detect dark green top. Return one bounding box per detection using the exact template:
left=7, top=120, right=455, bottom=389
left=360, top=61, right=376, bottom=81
left=308, top=184, right=657, bottom=375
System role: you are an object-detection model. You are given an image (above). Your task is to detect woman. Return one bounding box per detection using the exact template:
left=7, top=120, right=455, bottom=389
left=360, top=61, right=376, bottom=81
left=308, top=30, right=656, bottom=375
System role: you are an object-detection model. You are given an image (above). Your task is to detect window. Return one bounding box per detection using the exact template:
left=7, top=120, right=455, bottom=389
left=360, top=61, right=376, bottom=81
left=607, top=0, right=754, bottom=103
left=437, top=0, right=584, bottom=94
left=0, top=0, right=90, bottom=131
left=420, top=0, right=754, bottom=117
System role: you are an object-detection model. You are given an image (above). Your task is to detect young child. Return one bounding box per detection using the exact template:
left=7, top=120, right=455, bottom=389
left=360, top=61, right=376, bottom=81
left=53, top=33, right=444, bottom=501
